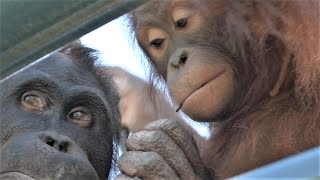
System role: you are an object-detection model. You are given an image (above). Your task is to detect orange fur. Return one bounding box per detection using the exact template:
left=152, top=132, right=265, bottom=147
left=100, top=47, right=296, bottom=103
left=131, top=0, right=320, bottom=178
left=200, top=1, right=320, bottom=178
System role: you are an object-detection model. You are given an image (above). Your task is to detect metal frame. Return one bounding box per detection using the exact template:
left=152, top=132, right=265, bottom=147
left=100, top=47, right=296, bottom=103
left=0, top=0, right=149, bottom=79
left=232, top=147, right=320, bottom=179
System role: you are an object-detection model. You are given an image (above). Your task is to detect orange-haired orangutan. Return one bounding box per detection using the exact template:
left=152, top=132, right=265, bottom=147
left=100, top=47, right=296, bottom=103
left=117, top=0, right=320, bottom=179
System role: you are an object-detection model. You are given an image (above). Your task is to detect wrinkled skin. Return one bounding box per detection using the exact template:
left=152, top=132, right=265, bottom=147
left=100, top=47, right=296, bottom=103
left=104, top=67, right=186, bottom=156
left=0, top=52, right=120, bottom=179
left=105, top=68, right=208, bottom=179
left=118, top=119, right=210, bottom=180
left=118, top=0, right=320, bottom=179
left=118, top=0, right=234, bottom=179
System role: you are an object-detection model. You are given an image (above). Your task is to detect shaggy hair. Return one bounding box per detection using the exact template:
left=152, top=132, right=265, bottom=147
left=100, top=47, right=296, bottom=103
left=129, top=0, right=319, bottom=178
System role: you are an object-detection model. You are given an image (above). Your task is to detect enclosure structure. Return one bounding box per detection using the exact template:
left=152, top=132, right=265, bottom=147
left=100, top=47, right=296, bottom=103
left=0, top=0, right=148, bottom=78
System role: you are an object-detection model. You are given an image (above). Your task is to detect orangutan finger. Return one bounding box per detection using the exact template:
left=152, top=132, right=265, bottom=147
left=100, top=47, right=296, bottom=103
left=118, top=151, right=178, bottom=180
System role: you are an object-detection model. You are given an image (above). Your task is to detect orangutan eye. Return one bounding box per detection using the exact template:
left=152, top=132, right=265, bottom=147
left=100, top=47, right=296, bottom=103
left=175, top=18, right=188, bottom=29
left=68, top=106, right=92, bottom=128
left=21, top=91, right=47, bottom=111
left=150, top=38, right=165, bottom=48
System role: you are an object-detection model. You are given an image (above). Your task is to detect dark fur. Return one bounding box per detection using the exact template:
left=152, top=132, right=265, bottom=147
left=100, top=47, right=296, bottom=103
left=0, top=44, right=121, bottom=179
left=60, top=43, right=121, bottom=177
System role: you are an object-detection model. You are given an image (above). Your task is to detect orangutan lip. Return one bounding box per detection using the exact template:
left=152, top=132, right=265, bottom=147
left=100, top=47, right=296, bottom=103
left=176, top=70, right=225, bottom=112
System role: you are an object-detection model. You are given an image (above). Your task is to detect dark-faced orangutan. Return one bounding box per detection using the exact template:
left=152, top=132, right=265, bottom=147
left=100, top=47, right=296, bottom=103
left=0, top=44, right=121, bottom=180
left=117, top=0, right=320, bottom=179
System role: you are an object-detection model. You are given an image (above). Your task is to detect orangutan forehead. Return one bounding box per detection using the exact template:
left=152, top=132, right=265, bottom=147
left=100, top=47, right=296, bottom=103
left=133, top=0, right=200, bottom=27
left=134, top=0, right=169, bottom=25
